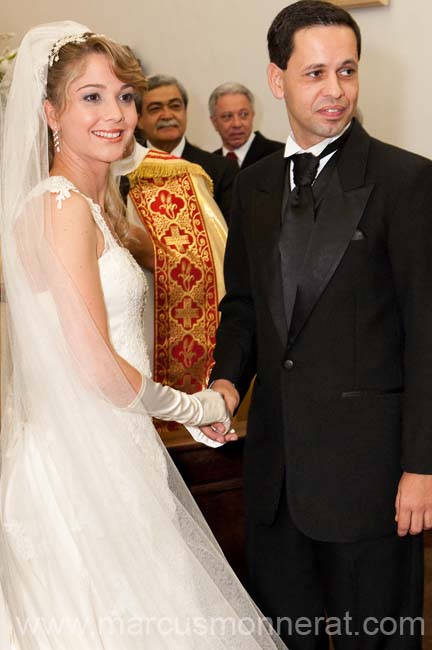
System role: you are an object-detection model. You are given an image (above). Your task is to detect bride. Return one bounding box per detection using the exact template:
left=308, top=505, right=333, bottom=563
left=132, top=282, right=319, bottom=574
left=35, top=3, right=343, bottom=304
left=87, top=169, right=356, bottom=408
left=0, top=21, right=286, bottom=650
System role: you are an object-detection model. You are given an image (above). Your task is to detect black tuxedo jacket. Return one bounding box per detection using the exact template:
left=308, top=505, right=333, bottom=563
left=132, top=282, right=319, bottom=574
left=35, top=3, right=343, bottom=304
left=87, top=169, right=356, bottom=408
left=211, top=120, right=432, bottom=542
left=181, top=140, right=237, bottom=222
left=213, top=131, right=284, bottom=169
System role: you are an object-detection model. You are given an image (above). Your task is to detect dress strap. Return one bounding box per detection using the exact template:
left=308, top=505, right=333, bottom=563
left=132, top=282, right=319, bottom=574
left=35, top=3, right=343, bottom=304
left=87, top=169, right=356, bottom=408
left=40, top=176, right=117, bottom=251
left=85, top=201, right=117, bottom=251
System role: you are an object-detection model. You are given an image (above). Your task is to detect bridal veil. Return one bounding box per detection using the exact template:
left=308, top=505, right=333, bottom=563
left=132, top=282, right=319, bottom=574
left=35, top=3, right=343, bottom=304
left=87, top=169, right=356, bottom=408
left=0, top=21, right=286, bottom=649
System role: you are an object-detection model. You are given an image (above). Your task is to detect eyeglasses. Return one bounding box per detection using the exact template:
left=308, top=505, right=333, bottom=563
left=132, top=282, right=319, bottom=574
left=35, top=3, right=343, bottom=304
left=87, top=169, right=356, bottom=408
left=217, top=110, right=251, bottom=123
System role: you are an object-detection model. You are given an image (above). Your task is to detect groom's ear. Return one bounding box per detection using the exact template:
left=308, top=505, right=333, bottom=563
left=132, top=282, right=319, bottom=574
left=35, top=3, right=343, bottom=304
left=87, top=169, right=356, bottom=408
left=267, top=63, right=285, bottom=100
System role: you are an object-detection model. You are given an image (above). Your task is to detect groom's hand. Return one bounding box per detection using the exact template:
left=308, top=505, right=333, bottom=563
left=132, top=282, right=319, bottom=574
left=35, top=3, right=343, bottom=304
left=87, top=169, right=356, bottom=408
left=395, top=472, right=432, bottom=535
left=210, top=379, right=240, bottom=415
left=198, top=380, right=240, bottom=444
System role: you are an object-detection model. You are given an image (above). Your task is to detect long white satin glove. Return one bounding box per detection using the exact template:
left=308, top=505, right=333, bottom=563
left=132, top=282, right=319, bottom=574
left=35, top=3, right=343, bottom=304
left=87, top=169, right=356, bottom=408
left=126, top=376, right=231, bottom=431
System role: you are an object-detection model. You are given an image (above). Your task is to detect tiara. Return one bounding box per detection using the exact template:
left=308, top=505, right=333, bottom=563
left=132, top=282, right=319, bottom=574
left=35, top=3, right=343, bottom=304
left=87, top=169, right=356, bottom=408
left=48, top=33, right=91, bottom=67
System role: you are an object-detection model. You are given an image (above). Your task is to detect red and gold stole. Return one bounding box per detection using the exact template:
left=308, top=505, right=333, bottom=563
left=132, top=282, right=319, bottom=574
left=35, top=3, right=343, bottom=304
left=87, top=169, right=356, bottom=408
left=128, top=150, right=220, bottom=433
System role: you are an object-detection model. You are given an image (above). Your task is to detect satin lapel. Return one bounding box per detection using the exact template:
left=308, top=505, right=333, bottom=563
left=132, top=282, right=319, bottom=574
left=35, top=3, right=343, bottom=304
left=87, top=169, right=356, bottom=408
left=251, top=153, right=287, bottom=346
left=289, top=122, right=374, bottom=344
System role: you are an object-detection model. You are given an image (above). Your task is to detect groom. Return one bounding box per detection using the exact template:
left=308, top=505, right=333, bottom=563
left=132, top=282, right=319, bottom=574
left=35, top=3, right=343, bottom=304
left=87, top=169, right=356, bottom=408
left=204, top=1, right=432, bottom=648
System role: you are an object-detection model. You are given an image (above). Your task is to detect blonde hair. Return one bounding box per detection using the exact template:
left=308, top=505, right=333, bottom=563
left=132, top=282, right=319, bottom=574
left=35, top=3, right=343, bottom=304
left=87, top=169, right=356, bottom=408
left=46, top=34, right=147, bottom=241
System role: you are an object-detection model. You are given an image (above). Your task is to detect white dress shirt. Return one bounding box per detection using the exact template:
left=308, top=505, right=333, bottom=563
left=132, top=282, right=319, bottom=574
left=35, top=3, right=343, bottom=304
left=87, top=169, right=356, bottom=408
left=284, top=122, right=351, bottom=188
left=147, top=136, right=186, bottom=158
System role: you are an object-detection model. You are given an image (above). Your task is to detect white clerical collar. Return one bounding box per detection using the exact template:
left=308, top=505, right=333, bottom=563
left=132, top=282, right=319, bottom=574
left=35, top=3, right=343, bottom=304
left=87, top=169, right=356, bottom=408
left=111, top=140, right=150, bottom=176
left=147, top=135, right=186, bottom=159
left=284, top=122, right=352, bottom=158
left=222, top=131, right=256, bottom=167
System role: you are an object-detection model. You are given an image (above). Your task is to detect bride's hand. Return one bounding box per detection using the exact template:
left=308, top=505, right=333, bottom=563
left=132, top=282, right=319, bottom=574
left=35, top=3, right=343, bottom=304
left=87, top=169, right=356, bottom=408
left=199, top=422, right=238, bottom=444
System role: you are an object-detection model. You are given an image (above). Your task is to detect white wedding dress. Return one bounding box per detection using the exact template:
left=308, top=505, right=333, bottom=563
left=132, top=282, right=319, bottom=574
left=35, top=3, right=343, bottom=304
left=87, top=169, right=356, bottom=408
left=0, top=178, right=284, bottom=650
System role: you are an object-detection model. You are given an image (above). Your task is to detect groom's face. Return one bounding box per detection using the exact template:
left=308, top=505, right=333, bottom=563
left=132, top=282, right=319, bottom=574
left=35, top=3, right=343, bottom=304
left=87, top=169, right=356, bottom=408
left=268, top=25, right=359, bottom=149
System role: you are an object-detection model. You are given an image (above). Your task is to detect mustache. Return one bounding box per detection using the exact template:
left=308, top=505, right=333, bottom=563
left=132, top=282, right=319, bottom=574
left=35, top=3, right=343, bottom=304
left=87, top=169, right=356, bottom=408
left=156, top=118, right=180, bottom=130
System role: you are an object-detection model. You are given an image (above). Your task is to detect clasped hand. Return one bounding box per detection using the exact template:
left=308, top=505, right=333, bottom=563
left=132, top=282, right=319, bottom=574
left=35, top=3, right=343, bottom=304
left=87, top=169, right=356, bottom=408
left=200, top=379, right=240, bottom=444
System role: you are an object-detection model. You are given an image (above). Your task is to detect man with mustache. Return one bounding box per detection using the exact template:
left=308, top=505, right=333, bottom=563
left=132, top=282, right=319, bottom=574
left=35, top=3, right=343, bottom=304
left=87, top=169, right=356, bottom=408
left=137, top=74, right=237, bottom=222
left=205, top=1, right=432, bottom=648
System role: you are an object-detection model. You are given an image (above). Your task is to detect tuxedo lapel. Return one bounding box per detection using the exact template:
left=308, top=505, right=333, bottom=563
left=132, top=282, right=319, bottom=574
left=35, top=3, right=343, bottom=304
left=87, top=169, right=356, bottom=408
left=288, top=121, right=375, bottom=345
left=251, top=153, right=287, bottom=346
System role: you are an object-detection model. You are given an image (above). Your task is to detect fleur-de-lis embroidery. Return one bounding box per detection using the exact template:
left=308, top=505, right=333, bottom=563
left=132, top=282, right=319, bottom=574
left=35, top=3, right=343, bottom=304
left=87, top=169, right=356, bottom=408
left=151, top=190, right=185, bottom=220
left=172, top=335, right=205, bottom=368
left=171, top=259, right=202, bottom=291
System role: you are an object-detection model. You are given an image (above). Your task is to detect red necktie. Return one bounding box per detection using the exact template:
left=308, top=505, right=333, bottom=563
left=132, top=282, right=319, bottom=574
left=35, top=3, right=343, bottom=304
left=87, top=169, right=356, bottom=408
left=225, top=151, right=239, bottom=166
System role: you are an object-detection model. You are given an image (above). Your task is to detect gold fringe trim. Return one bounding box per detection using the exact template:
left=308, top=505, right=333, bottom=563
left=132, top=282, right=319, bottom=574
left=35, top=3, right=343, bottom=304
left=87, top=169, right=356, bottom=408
left=128, top=157, right=214, bottom=196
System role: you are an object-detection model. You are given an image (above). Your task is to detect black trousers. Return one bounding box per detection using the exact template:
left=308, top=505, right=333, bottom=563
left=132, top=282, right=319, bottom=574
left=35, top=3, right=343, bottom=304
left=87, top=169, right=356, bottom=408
left=246, top=491, right=424, bottom=650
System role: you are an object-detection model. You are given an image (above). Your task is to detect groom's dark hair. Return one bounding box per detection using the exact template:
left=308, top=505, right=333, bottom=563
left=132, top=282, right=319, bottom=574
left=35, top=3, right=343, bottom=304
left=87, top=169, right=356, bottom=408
left=267, top=0, right=361, bottom=69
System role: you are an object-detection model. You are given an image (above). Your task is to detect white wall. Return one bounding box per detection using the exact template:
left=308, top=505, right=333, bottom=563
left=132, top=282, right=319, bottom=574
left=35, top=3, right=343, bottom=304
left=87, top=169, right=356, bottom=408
left=3, top=0, right=432, bottom=158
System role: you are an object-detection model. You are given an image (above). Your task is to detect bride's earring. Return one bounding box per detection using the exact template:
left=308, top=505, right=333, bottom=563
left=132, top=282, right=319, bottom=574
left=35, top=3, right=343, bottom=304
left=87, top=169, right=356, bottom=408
left=53, top=129, right=61, bottom=153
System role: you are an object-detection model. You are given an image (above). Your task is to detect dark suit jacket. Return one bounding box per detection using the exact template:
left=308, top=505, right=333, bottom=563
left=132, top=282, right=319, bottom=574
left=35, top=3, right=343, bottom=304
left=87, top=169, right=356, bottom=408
left=213, top=131, right=284, bottom=169
left=181, top=140, right=237, bottom=223
left=211, top=120, right=432, bottom=543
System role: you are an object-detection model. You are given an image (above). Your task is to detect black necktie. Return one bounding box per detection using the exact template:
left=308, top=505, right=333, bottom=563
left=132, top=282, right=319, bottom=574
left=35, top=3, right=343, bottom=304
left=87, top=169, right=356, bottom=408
left=279, top=131, right=350, bottom=333
left=290, top=152, right=320, bottom=208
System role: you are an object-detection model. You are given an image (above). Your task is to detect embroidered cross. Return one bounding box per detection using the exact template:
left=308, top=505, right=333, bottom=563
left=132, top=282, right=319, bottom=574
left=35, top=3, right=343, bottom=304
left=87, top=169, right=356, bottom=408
left=173, top=296, right=202, bottom=329
left=162, top=225, right=193, bottom=253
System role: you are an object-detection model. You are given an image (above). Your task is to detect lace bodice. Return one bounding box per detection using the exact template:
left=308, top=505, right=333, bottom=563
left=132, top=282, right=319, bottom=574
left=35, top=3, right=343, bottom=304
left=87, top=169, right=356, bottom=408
left=40, top=176, right=152, bottom=379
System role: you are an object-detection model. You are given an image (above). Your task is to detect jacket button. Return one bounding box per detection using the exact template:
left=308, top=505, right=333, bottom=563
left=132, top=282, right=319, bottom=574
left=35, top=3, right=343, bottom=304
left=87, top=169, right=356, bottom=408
left=283, top=359, right=294, bottom=370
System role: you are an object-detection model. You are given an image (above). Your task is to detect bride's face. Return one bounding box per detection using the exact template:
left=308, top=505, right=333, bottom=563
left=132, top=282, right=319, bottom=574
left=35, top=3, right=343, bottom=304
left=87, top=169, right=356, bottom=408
left=46, top=52, right=138, bottom=165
